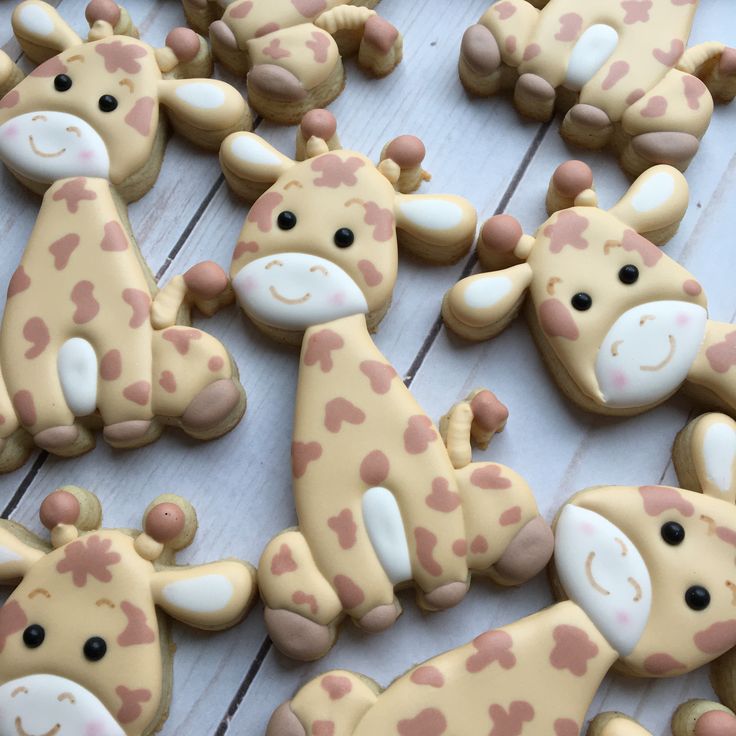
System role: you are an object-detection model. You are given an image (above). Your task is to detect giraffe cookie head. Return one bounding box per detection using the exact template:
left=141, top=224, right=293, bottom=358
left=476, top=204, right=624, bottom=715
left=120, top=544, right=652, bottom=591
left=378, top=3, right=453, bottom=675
left=553, top=414, right=736, bottom=680
left=0, top=1, right=248, bottom=198
left=221, top=110, right=477, bottom=339
left=0, top=486, right=255, bottom=736
left=443, top=161, right=706, bottom=414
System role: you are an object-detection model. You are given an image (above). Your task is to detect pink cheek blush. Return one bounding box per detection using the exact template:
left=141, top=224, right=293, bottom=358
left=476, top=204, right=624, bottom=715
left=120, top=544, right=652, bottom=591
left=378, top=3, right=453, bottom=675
left=580, top=521, right=595, bottom=535
left=242, top=275, right=258, bottom=293
left=611, top=370, right=628, bottom=389
left=329, top=291, right=346, bottom=306
left=676, top=312, right=690, bottom=326
left=2, top=124, right=18, bottom=138
left=85, top=721, right=110, bottom=736
left=78, top=150, right=95, bottom=161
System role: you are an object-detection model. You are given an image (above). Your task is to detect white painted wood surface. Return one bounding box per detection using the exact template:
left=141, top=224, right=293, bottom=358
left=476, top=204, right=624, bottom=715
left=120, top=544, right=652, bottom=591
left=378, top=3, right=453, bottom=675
left=1, top=1, right=735, bottom=734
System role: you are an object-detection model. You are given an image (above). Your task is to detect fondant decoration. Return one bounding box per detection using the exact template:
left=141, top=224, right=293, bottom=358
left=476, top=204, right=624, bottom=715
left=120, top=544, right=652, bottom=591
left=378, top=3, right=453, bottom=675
left=0, top=486, right=255, bottom=736
left=443, top=160, right=735, bottom=418
left=224, top=109, right=553, bottom=660
left=181, top=0, right=402, bottom=124
left=459, top=0, right=736, bottom=177
left=0, top=1, right=250, bottom=473
left=265, top=412, right=736, bottom=735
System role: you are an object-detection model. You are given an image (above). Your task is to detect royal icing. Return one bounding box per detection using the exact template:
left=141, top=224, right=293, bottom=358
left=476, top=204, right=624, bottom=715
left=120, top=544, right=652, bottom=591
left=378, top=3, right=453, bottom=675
left=183, top=0, right=403, bottom=124
left=443, top=161, right=735, bottom=418
left=267, top=414, right=736, bottom=735
left=460, top=0, right=736, bottom=175
left=0, top=1, right=249, bottom=472
left=223, top=111, right=552, bottom=660
left=0, top=487, right=255, bottom=736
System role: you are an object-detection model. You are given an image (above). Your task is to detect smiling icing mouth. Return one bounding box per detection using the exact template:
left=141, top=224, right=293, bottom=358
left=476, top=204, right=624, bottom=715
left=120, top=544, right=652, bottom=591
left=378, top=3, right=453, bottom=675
left=269, top=286, right=311, bottom=305
left=28, top=136, right=65, bottom=159
left=639, top=334, right=676, bottom=372
left=15, top=717, right=60, bottom=736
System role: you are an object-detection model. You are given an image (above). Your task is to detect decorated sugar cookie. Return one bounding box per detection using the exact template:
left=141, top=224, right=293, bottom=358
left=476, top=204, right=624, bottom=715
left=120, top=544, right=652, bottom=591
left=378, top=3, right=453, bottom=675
left=0, top=1, right=251, bottom=473
left=266, top=412, right=736, bottom=735
left=443, top=160, right=736, bottom=418
left=588, top=702, right=736, bottom=736
left=181, top=0, right=402, bottom=124
left=460, top=0, right=736, bottom=177
left=222, top=110, right=553, bottom=660
left=0, top=486, right=255, bottom=736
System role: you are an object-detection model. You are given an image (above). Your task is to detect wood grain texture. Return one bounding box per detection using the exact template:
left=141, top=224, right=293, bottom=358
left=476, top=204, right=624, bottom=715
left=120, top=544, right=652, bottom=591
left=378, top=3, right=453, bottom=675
left=0, top=1, right=735, bottom=734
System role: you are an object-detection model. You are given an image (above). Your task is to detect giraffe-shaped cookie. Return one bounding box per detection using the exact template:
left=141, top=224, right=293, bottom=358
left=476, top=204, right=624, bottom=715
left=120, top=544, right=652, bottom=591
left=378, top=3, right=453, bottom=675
left=0, top=0, right=251, bottom=473
left=460, top=0, right=736, bottom=177
left=0, top=485, right=255, bottom=736
left=181, top=0, right=402, bottom=124
left=587, top=702, right=736, bottom=736
left=265, top=412, right=736, bottom=736
left=443, top=160, right=736, bottom=419
left=221, top=109, right=553, bottom=660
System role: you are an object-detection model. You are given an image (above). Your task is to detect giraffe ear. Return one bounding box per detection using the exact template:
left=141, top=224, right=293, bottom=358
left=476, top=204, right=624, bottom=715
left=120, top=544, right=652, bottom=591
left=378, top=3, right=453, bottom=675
left=219, top=132, right=296, bottom=201
left=394, top=193, right=477, bottom=264
left=608, top=165, right=689, bottom=243
left=442, top=264, right=533, bottom=342
left=0, top=523, right=46, bottom=583
left=151, top=560, right=256, bottom=629
left=158, top=78, right=249, bottom=150
left=12, top=1, right=82, bottom=63
left=674, top=413, right=736, bottom=504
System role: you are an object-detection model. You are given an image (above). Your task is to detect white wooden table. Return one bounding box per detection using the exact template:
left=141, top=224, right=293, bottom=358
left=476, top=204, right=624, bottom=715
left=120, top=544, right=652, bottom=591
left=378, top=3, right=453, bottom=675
left=1, top=2, right=735, bottom=734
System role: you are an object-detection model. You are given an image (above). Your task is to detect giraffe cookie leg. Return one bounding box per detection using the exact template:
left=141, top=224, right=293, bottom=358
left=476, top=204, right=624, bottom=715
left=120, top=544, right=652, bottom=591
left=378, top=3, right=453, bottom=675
left=672, top=700, right=736, bottom=736
left=150, top=326, right=245, bottom=441
left=267, top=670, right=379, bottom=736
left=455, top=461, right=553, bottom=586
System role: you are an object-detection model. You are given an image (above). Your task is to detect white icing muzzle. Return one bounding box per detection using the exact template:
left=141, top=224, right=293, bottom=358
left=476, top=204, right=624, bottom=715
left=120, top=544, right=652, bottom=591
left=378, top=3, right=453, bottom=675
left=0, top=674, right=125, bottom=736
left=0, top=111, right=110, bottom=182
left=232, top=253, right=369, bottom=330
left=595, top=300, right=707, bottom=408
left=555, top=505, right=652, bottom=656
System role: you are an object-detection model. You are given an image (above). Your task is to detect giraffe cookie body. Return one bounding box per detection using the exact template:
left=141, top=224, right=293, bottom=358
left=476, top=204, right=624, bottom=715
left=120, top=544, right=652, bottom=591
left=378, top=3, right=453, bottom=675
left=443, top=160, right=736, bottom=419
left=266, top=413, right=736, bottom=735
left=460, top=0, right=736, bottom=177
left=0, top=1, right=250, bottom=472
left=0, top=487, right=256, bottom=736
left=182, top=0, right=402, bottom=124
left=222, top=110, right=553, bottom=660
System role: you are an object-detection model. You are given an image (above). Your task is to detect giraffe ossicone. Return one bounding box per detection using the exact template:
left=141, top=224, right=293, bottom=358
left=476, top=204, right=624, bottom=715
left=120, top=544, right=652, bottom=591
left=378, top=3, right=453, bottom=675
left=0, top=485, right=256, bottom=736
left=223, top=109, right=554, bottom=660
left=0, top=0, right=251, bottom=473
left=264, top=412, right=736, bottom=735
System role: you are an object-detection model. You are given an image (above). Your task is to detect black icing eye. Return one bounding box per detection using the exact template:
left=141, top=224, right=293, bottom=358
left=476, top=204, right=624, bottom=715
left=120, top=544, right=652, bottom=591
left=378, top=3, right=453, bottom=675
left=685, top=585, right=711, bottom=611
left=83, top=636, right=107, bottom=662
left=571, top=292, right=592, bottom=311
left=661, top=521, right=685, bottom=546
left=98, top=94, right=118, bottom=112
left=618, top=264, right=639, bottom=285
left=54, top=74, right=72, bottom=92
left=23, top=624, right=45, bottom=649
left=277, top=211, right=297, bottom=230
left=334, top=228, right=354, bottom=248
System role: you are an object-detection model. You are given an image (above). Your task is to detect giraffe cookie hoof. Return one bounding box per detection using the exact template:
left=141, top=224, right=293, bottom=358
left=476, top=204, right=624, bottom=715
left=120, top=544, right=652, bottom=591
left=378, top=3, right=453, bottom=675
left=514, top=73, right=555, bottom=121
left=420, top=581, right=468, bottom=612
left=33, top=425, right=92, bottom=457
left=103, top=420, right=157, bottom=447
left=248, top=64, right=308, bottom=102
left=492, top=516, right=555, bottom=585
left=631, top=132, right=700, bottom=169
left=264, top=608, right=334, bottom=662
left=181, top=378, right=243, bottom=436
left=460, top=24, right=500, bottom=76
left=266, top=703, right=306, bottom=736
left=210, top=19, right=239, bottom=52
left=695, top=711, right=736, bottom=736
left=357, top=602, right=401, bottom=633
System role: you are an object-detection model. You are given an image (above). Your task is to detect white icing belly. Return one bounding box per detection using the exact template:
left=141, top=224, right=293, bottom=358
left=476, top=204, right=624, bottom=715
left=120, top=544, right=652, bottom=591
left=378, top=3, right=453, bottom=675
left=565, top=24, right=620, bottom=91
left=362, top=486, right=412, bottom=584
left=58, top=337, right=98, bottom=415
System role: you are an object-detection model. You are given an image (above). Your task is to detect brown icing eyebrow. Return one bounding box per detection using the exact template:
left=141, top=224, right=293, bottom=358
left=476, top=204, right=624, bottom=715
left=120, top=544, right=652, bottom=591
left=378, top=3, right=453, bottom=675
left=726, top=580, right=736, bottom=605
left=284, top=180, right=303, bottom=190
left=603, top=239, right=621, bottom=255
left=11, top=687, right=28, bottom=698
left=546, top=276, right=561, bottom=295
left=119, top=78, right=135, bottom=93
left=96, top=598, right=116, bottom=608
left=28, top=588, right=51, bottom=599
left=66, top=54, right=85, bottom=63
